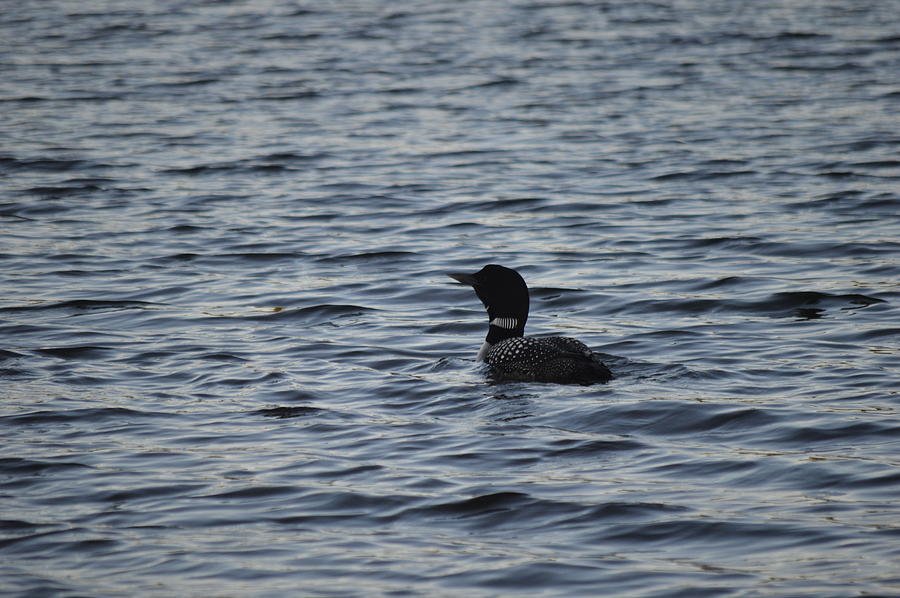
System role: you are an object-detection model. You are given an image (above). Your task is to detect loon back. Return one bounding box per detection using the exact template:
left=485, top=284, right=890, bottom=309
left=448, top=264, right=613, bottom=385
left=485, top=335, right=613, bottom=385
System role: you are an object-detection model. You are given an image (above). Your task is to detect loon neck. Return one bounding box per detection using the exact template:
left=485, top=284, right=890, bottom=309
left=484, top=315, right=526, bottom=345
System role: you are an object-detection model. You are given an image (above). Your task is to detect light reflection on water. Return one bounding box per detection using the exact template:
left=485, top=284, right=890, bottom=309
left=2, top=0, right=900, bottom=596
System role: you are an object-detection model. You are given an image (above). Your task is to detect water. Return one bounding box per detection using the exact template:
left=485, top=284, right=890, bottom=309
left=2, top=1, right=900, bottom=596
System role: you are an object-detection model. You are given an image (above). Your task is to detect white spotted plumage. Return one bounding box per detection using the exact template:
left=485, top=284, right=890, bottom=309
left=483, top=335, right=608, bottom=383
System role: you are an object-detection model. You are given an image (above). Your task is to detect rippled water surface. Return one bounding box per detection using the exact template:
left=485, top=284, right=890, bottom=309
left=3, top=1, right=900, bottom=596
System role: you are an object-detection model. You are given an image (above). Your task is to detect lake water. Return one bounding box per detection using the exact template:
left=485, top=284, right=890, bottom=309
left=2, top=1, right=900, bottom=596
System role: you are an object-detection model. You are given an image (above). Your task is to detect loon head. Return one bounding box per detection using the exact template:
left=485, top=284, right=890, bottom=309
left=448, top=264, right=529, bottom=346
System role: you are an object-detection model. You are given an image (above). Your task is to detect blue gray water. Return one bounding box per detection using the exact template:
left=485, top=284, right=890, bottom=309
left=2, top=1, right=900, bottom=596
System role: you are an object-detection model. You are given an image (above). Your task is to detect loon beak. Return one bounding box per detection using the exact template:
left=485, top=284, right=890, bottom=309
left=447, top=272, right=479, bottom=287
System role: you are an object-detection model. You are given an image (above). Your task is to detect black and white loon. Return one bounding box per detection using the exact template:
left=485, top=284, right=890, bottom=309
left=448, top=264, right=613, bottom=385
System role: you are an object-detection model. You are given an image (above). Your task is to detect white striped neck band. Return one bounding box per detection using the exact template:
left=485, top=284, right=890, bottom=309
left=490, top=317, right=519, bottom=329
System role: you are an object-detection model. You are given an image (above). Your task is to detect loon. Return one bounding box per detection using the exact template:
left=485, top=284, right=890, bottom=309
left=448, top=264, right=613, bottom=385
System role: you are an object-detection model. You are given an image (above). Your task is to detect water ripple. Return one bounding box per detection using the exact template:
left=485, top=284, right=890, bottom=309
left=2, top=0, right=899, bottom=596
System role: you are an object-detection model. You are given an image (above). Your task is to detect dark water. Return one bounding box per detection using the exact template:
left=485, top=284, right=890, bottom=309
left=3, top=1, right=900, bottom=596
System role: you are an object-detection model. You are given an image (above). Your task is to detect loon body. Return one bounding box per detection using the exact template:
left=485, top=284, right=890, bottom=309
left=448, top=264, right=613, bottom=385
